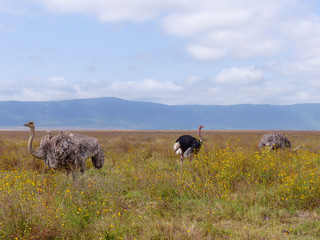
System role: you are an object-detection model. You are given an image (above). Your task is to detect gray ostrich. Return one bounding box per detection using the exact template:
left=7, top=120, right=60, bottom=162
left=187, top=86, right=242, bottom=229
left=24, top=121, right=105, bottom=180
left=258, top=133, right=302, bottom=151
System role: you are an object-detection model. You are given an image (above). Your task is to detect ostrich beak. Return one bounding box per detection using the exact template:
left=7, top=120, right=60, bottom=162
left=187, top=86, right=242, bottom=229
left=23, top=123, right=27, bottom=127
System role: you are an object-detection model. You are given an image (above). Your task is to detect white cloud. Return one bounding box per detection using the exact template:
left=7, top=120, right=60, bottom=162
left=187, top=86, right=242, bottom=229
left=185, top=75, right=202, bottom=85
left=160, top=0, right=293, bottom=60
left=215, top=66, right=264, bottom=85
left=71, top=78, right=182, bottom=103
left=2, top=0, right=320, bottom=105
left=46, top=76, right=71, bottom=88
left=36, top=0, right=306, bottom=61
left=101, top=79, right=182, bottom=101
left=38, top=0, right=179, bottom=21
left=0, top=77, right=77, bottom=101
left=187, top=44, right=227, bottom=61
left=0, top=0, right=41, bottom=15
left=14, top=0, right=320, bottom=64
left=0, top=73, right=318, bottom=105
left=160, top=7, right=252, bottom=38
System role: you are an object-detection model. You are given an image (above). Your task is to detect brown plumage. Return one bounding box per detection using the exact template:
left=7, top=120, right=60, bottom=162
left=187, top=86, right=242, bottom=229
left=258, top=133, right=302, bottom=151
left=24, top=121, right=105, bottom=180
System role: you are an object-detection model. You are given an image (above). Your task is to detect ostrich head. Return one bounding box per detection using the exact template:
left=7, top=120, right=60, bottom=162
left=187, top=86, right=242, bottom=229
left=23, top=121, right=35, bottom=128
left=198, top=125, right=204, bottom=129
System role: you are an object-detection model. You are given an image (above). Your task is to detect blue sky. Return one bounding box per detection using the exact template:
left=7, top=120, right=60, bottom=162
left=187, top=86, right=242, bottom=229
left=1, top=0, right=320, bottom=105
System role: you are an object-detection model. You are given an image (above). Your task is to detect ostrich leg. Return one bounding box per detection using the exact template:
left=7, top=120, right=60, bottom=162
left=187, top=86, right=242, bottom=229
left=180, top=155, right=184, bottom=172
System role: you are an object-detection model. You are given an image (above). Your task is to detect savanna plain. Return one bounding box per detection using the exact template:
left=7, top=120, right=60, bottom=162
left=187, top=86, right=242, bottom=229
left=1, top=130, right=320, bottom=239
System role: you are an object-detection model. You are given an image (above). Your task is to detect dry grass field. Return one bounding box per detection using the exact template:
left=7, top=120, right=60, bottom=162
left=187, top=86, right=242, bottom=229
left=1, top=129, right=320, bottom=239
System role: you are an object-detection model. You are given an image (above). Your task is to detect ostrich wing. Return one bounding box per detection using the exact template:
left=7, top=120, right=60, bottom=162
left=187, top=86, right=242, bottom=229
left=37, top=131, right=53, bottom=160
left=53, top=132, right=101, bottom=161
left=190, top=141, right=202, bottom=155
left=176, top=135, right=197, bottom=152
left=259, top=133, right=292, bottom=150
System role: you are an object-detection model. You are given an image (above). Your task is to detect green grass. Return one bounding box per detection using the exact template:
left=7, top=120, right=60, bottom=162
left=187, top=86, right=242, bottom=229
left=1, top=130, right=320, bottom=239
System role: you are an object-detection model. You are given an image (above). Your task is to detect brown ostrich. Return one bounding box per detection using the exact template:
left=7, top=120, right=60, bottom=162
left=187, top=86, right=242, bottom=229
left=24, top=121, right=105, bottom=180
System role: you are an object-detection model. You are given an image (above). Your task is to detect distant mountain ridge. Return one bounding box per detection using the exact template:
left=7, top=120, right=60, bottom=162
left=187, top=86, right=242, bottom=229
left=1, top=97, right=320, bottom=130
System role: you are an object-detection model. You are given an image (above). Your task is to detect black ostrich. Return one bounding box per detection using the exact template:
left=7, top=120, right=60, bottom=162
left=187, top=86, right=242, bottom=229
left=173, top=125, right=204, bottom=171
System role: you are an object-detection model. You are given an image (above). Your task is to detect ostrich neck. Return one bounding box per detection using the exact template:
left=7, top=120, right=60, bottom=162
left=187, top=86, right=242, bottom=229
left=292, top=145, right=302, bottom=152
left=28, top=127, right=44, bottom=159
left=198, top=128, right=203, bottom=142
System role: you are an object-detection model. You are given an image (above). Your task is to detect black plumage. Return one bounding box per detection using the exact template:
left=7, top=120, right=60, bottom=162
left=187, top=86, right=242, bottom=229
left=175, top=135, right=202, bottom=156
left=173, top=125, right=204, bottom=171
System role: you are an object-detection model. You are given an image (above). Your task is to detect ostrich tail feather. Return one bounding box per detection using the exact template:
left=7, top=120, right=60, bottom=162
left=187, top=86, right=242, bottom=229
left=173, top=142, right=180, bottom=151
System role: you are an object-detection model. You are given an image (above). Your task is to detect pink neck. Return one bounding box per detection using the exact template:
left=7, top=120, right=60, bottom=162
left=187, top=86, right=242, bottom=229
left=198, top=128, right=202, bottom=141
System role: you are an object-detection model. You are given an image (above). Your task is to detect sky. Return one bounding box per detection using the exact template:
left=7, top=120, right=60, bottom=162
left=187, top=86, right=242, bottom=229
left=1, top=0, right=320, bottom=105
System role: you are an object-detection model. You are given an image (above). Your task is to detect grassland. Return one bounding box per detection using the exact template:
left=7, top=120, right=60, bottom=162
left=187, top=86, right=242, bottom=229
left=1, top=130, right=320, bottom=239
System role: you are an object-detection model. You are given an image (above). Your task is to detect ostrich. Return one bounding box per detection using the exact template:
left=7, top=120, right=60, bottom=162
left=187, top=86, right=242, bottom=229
left=24, top=121, right=105, bottom=180
left=173, top=125, right=204, bottom=171
left=258, top=133, right=302, bottom=151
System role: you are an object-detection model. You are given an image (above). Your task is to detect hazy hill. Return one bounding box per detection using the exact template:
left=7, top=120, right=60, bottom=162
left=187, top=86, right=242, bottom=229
left=1, top=97, right=320, bottom=130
